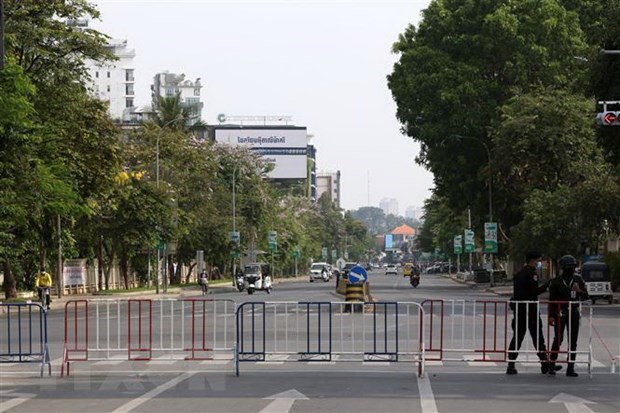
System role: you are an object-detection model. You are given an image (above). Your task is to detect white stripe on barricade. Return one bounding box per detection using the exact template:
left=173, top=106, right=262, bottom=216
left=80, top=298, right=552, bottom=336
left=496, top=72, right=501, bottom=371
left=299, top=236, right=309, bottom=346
left=234, top=301, right=425, bottom=377
left=420, top=299, right=592, bottom=374
left=61, top=298, right=236, bottom=376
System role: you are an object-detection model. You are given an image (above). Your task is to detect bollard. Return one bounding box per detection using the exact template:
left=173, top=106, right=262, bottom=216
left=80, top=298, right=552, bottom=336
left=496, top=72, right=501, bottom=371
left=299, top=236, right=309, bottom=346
left=345, top=283, right=364, bottom=312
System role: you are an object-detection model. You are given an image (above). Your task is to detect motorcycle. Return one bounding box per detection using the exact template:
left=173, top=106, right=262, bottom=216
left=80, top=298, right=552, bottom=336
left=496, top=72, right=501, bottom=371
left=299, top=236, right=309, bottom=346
left=410, top=274, right=420, bottom=288
left=235, top=273, right=245, bottom=292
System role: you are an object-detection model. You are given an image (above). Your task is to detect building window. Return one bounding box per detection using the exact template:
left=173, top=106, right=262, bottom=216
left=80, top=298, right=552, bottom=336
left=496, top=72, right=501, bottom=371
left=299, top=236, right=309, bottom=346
left=95, top=71, right=99, bottom=78
left=126, top=84, right=134, bottom=95
left=106, top=85, right=110, bottom=92
left=165, top=87, right=176, bottom=96
left=107, top=71, right=111, bottom=78
left=126, top=98, right=134, bottom=108
left=125, top=69, right=134, bottom=82
left=194, top=87, right=200, bottom=96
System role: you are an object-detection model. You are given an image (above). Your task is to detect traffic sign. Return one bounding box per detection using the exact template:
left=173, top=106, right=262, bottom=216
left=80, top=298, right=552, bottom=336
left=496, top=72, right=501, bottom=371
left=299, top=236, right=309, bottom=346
left=348, top=265, right=367, bottom=284
left=268, top=230, right=277, bottom=252
left=331, top=249, right=337, bottom=259
left=321, top=247, right=328, bottom=259
left=230, top=231, right=240, bottom=243
left=597, top=111, right=620, bottom=126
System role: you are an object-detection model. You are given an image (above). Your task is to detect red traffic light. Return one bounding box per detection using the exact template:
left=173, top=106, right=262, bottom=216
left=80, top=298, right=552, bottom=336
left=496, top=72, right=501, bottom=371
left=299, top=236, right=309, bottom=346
left=603, top=112, right=617, bottom=125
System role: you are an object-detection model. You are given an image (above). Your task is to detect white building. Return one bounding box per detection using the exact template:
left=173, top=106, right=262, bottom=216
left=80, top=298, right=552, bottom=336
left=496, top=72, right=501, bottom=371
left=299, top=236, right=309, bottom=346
left=85, top=39, right=137, bottom=124
left=380, top=198, right=399, bottom=216
left=151, top=72, right=204, bottom=126
left=316, top=171, right=341, bottom=207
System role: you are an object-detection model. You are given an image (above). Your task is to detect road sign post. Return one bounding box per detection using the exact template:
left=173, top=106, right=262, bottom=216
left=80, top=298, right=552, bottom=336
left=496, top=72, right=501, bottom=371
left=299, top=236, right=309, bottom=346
left=348, top=265, right=368, bottom=284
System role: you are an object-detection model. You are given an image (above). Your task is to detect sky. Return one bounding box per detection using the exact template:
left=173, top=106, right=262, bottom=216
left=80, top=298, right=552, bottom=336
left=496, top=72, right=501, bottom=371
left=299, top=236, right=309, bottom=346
left=92, top=0, right=435, bottom=213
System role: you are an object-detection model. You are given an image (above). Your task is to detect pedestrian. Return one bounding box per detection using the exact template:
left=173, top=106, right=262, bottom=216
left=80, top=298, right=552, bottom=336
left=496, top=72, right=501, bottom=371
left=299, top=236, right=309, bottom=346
left=198, top=270, right=209, bottom=295
left=506, top=251, right=557, bottom=375
left=548, top=255, right=589, bottom=377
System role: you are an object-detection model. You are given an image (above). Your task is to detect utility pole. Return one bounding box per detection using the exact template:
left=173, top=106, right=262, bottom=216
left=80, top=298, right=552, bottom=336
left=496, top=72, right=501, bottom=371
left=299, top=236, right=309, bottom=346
left=1, top=0, right=5, bottom=70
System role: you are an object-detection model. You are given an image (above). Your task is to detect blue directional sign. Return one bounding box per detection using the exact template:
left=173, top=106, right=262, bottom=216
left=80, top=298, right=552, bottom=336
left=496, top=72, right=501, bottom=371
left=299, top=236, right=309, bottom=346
left=348, top=265, right=368, bottom=284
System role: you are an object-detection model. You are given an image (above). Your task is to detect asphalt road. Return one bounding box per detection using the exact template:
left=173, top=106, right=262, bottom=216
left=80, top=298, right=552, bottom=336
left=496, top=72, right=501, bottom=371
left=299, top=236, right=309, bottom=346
left=1, top=271, right=619, bottom=413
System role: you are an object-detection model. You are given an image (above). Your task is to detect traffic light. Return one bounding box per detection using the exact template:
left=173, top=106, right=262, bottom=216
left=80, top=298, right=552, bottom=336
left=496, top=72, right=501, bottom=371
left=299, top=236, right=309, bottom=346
left=596, top=111, right=620, bottom=126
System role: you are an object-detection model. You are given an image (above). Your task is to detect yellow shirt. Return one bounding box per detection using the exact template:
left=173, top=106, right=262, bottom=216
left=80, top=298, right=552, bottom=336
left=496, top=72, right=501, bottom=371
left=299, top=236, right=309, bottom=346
left=35, top=272, right=53, bottom=287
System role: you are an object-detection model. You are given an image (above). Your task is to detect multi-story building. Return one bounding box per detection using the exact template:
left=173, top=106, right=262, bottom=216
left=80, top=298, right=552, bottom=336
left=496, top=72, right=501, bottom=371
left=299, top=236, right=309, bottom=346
left=316, top=171, right=341, bottom=207
left=405, top=206, right=424, bottom=220
left=85, top=38, right=138, bottom=124
left=151, top=72, right=204, bottom=126
left=380, top=198, right=399, bottom=216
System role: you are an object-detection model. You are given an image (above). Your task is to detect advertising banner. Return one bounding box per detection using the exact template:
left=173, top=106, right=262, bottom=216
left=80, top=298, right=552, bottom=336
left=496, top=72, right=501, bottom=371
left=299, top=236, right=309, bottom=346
left=454, top=235, right=463, bottom=254
left=384, top=234, right=393, bottom=250
left=214, top=127, right=308, bottom=179
left=63, top=259, right=87, bottom=286
left=484, top=222, right=498, bottom=253
left=464, top=230, right=475, bottom=253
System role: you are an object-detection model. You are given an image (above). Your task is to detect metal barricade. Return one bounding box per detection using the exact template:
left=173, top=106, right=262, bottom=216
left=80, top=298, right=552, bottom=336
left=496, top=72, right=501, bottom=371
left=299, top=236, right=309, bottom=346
left=234, top=301, right=425, bottom=377
left=0, top=302, right=51, bottom=377
left=421, top=299, right=592, bottom=374
left=61, top=298, right=236, bottom=376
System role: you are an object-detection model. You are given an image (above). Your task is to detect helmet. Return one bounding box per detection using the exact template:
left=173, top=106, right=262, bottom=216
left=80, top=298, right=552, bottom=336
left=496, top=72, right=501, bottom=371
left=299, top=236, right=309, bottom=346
left=559, top=255, right=577, bottom=269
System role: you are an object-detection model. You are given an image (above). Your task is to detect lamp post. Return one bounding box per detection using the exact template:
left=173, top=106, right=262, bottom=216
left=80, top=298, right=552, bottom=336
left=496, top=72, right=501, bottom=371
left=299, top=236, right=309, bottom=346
left=155, top=117, right=183, bottom=294
left=453, top=135, right=495, bottom=285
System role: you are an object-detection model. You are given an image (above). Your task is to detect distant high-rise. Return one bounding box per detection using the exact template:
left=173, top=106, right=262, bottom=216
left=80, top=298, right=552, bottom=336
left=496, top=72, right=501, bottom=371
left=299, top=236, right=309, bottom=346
left=316, top=171, right=341, bottom=207
left=405, top=206, right=424, bottom=220
left=380, top=198, right=399, bottom=216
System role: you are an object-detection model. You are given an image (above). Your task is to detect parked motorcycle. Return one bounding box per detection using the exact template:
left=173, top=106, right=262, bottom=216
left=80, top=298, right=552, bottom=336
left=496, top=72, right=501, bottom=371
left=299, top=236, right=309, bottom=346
left=410, top=274, right=420, bottom=288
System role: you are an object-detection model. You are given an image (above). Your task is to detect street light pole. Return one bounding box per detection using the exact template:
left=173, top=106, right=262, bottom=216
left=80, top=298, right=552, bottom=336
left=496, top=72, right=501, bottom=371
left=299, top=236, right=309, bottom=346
left=155, top=117, right=183, bottom=294
left=453, top=135, right=494, bottom=284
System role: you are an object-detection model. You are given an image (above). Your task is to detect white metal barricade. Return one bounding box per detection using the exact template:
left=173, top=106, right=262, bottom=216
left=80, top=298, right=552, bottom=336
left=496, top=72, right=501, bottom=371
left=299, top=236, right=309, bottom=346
left=61, top=298, right=236, bottom=376
left=234, top=301, right=426, bottom=376
left=421, top=299, right=593, bottom=375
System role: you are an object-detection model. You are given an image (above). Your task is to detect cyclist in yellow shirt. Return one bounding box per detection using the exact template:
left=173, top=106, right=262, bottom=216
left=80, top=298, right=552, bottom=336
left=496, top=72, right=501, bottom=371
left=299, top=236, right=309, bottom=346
left=35, top=268, right=53, bottom=309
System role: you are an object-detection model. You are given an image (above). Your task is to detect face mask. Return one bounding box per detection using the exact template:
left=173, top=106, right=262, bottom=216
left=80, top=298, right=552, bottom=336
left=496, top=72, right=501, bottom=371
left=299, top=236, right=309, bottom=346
left=535, top=261, right=543, bottom=271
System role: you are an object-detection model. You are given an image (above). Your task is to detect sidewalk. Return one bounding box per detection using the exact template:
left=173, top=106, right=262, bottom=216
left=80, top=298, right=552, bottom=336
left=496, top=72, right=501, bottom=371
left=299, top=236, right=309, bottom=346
left=17, top=275, right=306, bottom=307
left=444, top=273, right=620, bottom=304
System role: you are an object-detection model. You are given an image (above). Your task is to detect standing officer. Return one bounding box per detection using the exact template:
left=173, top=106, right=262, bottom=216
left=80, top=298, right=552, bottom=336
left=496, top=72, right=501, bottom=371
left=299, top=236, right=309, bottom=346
left=548, top=255, right=588, bottom=377
left=506, top=251, right=557, bottom=375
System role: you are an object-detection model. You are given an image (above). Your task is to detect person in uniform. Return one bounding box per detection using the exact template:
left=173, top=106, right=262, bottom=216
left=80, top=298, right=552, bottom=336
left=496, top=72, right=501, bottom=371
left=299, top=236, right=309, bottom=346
left=548, top=255, right=588, bottom=377
left=506, top=251, right=557, bottom=375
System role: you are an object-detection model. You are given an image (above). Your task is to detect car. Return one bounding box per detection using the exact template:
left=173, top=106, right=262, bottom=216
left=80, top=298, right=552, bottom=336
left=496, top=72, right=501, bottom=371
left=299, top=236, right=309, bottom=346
left=385, top=264, right=398, bottom=275
left=340, top=262, right=359, bottom=280
left=309, top=262, right=332, bottom=282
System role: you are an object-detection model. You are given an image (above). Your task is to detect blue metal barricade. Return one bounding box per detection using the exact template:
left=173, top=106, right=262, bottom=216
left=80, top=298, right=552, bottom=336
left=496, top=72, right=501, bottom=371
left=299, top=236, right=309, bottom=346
left=0, top=302, right=51, bottom=377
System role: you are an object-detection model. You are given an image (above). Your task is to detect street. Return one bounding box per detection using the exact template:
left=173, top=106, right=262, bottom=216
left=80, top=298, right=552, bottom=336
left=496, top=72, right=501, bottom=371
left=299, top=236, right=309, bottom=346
left=1, top=271, right=619, bottom=413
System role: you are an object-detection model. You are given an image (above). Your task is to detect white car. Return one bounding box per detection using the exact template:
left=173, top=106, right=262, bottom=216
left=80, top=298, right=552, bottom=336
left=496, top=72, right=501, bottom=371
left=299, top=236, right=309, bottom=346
left=385, top=264, right=398, bottom=275
left=309, top=262, right=332, bottom=282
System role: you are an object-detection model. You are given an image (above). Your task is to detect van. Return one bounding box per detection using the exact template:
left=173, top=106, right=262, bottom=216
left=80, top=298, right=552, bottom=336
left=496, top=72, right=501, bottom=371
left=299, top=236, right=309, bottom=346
left=580, top=261, right=613, bottom=304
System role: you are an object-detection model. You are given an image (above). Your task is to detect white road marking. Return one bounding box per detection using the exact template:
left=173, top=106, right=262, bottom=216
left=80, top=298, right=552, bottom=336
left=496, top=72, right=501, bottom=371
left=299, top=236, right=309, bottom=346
left=109, top=372, right=195, bottom=413
left=417, top=374, right=438, bottom=413
left=0, top=390, right=35, bottom=412
left=260, top=389, right=308, bottom=413
left=549, top=393, right=596, bottom=413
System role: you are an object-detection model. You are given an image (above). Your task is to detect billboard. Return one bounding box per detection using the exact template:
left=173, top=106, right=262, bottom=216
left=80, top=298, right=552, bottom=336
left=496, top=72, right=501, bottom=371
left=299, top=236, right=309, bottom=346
left=214, top=127, right=308, bottom=179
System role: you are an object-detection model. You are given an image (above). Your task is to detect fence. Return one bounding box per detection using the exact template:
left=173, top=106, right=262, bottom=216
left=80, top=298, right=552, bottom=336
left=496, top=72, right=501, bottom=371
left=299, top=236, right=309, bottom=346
left=421, top=299, right=593, bottom=375
left=234, top=301, right=425, bottom=376
left=0, top=303, right=51, bottom=377
left=61, top=298, right=236, bottom=376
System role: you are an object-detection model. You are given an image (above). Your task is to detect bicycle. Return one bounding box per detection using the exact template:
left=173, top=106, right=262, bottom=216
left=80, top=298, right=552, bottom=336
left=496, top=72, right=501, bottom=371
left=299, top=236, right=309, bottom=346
left=37, top=286, right=51, bottom=310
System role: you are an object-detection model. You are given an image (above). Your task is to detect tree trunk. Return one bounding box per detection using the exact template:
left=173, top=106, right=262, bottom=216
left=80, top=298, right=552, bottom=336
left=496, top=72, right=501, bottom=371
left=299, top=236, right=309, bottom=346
left=185, top=262, right=196, bottom=284
left=96, top=236, right=103, bottom=291
left=120, top=249, right=129, bottom=290
left=2, top=257, right=17, bottom=299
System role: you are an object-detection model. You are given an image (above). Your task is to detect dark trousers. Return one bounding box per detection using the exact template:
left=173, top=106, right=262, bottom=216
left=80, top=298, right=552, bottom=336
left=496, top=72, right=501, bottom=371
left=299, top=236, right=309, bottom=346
left=37, top=287, right=51, bottom=307
left=550, top=311, right=580, bottom=369
left=507, top=303, right=548, bottom=362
